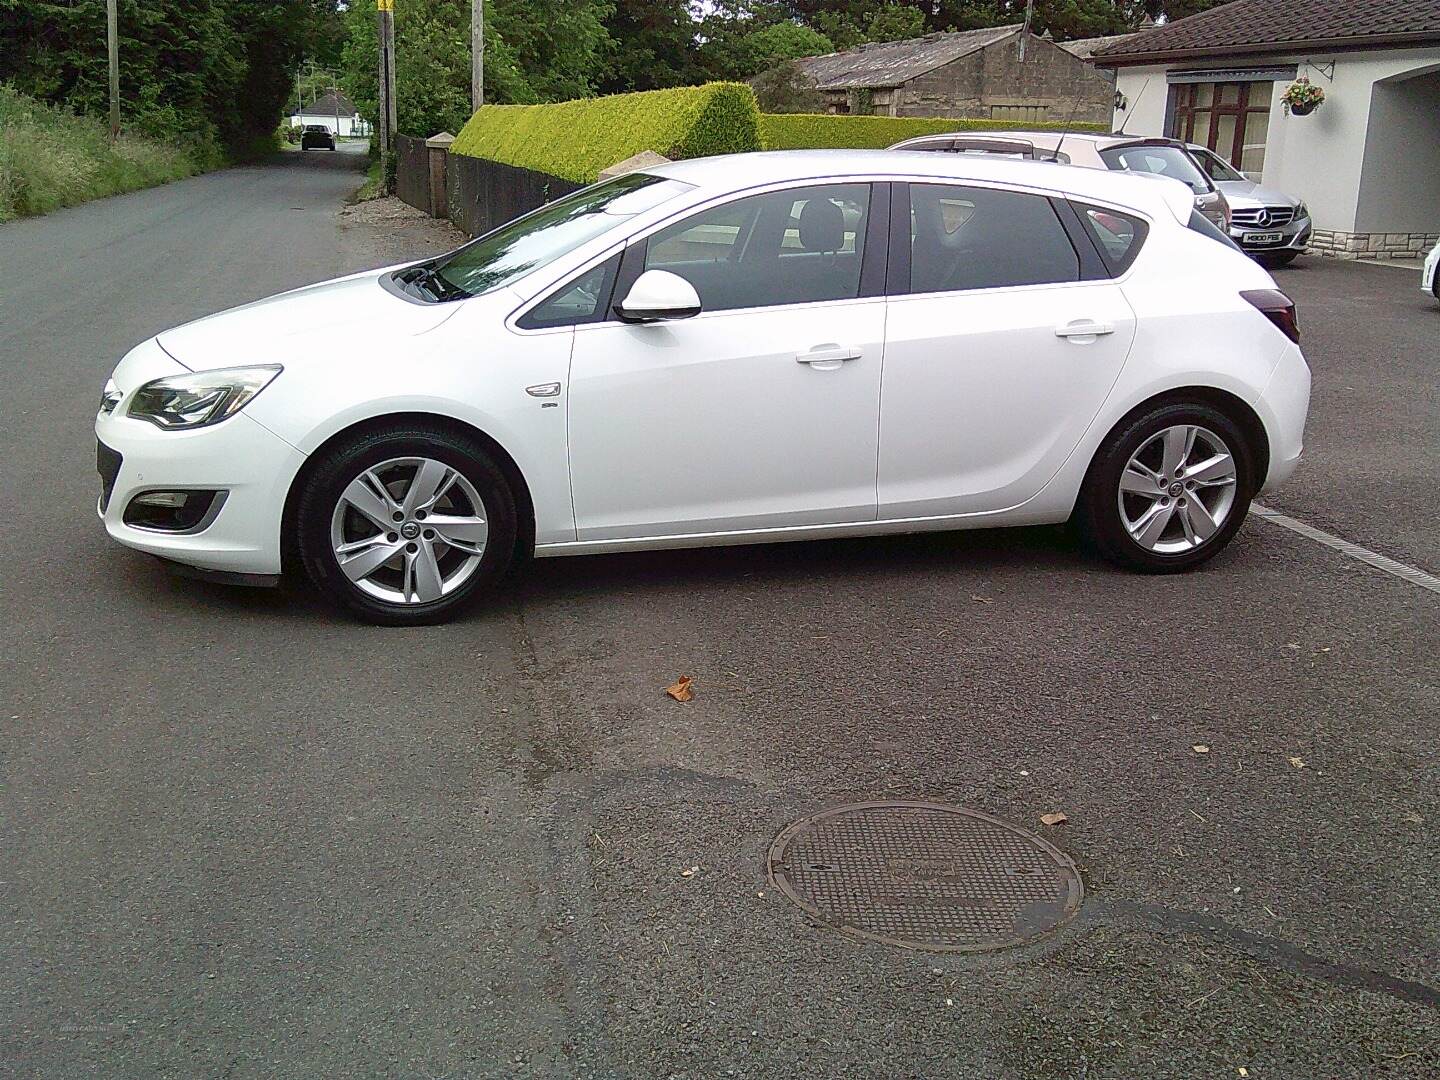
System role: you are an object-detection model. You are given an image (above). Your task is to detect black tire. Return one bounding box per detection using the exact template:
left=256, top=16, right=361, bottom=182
left=295, top=424, right=518, bottom=625
left=1076, top=401, right=1255, bottom=574
left=1259, top=251, right=1298, bottom=268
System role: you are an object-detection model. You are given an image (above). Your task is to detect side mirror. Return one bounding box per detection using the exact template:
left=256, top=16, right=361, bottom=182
left=615, top=269, right=701, bottom=323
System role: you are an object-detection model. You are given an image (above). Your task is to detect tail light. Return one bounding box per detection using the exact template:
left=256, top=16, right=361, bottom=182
left=1241, top=288, right=1299, bottom=344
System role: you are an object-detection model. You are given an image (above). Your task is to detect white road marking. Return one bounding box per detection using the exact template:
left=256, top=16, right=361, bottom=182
left=1252, top=503, right=1440, bottom=595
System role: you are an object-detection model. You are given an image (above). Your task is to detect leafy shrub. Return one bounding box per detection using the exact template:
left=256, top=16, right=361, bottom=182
left=0, top=87, right=203, bottom=222
left=452, top=82, right=762, bottom=183
left=760, top=112, right=1109, bottom=151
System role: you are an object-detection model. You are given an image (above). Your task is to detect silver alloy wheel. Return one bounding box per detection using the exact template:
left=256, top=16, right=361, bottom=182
left=329, top=456, right=489, bottom=604
left=1117, top=424, right=1238, bottom=554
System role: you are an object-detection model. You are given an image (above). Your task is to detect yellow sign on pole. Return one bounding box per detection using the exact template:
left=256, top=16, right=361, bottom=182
left=377, top=0, right=393, bottom=10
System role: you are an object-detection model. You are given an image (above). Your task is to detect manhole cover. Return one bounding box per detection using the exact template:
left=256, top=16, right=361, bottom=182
left=767, top=801, right=1083, bottom=953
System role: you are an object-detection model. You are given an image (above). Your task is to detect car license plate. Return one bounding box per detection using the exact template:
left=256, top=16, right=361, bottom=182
left=1243, top=231, right=1284, bottom=244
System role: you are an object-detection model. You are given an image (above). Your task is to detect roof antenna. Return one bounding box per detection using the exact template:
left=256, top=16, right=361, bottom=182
left=1116, top=76, right=1152, bottom=135
left=1053, top=90, right=1085, bottom=161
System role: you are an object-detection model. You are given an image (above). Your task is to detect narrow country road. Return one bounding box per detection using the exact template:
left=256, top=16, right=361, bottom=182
left=1, top=151, right=1436, bottom=1079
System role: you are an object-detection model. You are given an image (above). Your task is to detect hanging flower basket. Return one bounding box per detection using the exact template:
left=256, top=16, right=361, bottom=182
left=1282, top=77, right=1325, bottom=116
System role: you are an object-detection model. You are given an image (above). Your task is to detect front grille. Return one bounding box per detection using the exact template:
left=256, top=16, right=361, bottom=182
left=97, top=440, right=123, bottom=512
left=1233, top=206, right=1295, bottom=228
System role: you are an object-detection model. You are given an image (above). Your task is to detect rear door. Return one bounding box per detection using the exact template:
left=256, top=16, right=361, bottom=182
left=878, top=182, right=1137, bottom=519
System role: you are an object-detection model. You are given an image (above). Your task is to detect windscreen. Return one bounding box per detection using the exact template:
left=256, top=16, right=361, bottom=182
left=431, top=172, right=692, bottom=298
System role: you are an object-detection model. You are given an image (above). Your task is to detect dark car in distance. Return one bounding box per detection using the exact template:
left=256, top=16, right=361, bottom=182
left=301, top=124, right=336, bottom=151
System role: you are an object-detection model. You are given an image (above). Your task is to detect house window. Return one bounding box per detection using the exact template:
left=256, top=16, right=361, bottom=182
left=1171, top=81, right=1271, bottom=175
left=990, top=103, right=1049, bottom=122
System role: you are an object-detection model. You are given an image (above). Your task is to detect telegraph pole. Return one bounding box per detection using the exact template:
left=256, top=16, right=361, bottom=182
left=472, top=0, right=483, bottom=110
left=106, top=0, right=120, bottom=140
left=377, top=0, right=397, bottom=190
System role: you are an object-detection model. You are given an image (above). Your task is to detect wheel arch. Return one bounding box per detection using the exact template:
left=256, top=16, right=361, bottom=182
left=1084, top=386, right=1270, bottom=494
left=280, top=411, right=536, bottom=577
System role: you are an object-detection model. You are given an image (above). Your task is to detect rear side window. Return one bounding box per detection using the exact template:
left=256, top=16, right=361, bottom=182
left=906, top=184, right=1080, bottom=293
left=1074, top=204, right=1149, bottom=274
left=1186, top=209, right=1243, bottom=252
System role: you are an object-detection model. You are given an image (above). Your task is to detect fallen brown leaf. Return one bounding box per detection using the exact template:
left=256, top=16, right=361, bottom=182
left=679, top=865, right=700, bottom=878
left=1040, top=811, right=1068, bottom=826
left=1192, top=744, right=1211, bottom=754
left=664, top=676, right=694, bottom=702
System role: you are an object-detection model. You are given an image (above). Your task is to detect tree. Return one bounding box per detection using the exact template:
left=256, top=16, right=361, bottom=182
left=599, top=0, right=701, bottom=94
left=0, top=0, right=334, bottom=156
left=340, top=0, right=611, bottom=137
left=751, top=59, right=825, bottom=113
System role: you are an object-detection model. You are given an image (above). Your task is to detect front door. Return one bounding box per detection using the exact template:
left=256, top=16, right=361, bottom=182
left=879, top=182, right=1136, bottom=519
left=567, top=182, right=886, bottom=541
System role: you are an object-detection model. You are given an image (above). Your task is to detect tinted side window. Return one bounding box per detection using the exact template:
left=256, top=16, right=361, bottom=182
left=907, top=184, right=1080, bottom=293
left=517, top=252, right=620, bottom=329
left=1074, top=204, right=1149, bottom=274
left=644, top=184, right=870, bottom=312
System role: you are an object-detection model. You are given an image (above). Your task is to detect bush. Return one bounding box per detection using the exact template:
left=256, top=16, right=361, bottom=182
left=452, top=82, right=762, bottom=183
left=760, top=112, right=1110, bottom=151
left=0, top=87, right=204, bottom=222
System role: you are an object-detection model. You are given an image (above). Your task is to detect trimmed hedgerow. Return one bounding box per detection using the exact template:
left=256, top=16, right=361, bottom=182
left=451, top=83, right=762, bottom=184
left=759, top=113, right=1109, bottom=151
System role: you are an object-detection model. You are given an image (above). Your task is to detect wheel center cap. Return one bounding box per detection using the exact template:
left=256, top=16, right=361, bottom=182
left=400, top=522, right=421, bottom=540
left=1169, top=482, right=1184, bottom=497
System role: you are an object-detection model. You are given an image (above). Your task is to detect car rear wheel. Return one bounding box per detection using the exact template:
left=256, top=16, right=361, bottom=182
left=296, top=425, right=517, bottom=625
left=1077, top=402, right=1254, bottom=573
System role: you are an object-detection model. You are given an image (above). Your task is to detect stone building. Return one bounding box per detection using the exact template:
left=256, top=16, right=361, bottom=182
left=790, top=24, right=1130, bottom=125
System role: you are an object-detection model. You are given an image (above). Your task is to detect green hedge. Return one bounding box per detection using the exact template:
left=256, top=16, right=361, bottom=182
left=452, top=83, right=762, bottom=184
left=760, top=113, right=1109, bottom=151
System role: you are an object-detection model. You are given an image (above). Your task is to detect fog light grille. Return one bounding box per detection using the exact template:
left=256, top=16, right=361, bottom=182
left=123, top=490, right=224, bottom=533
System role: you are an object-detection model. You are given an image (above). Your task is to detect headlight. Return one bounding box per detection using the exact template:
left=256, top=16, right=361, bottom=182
left=1294, top=201, right=1308, bottom=220
left=127, top=365, right=281, bottom=430
left=99, top=379, right=123, bottom=415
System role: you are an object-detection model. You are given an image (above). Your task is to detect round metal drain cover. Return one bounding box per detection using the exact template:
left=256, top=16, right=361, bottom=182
left=767, top=801, right=1083, bottom=953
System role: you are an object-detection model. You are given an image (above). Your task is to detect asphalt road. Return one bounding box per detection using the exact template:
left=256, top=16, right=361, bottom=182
left=2, top=150, right=1437, bottom=1079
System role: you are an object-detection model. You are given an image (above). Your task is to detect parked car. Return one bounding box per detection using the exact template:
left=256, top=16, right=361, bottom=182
left=890, top=131, right=1231, bottom=232
left=1186, top=144, right=1310, bottom=266
left=301, top=124, right=336, bottom=151
left=96, top=151, right=1309, bottom=624
left=1424, top=239, right=1440, bottom=302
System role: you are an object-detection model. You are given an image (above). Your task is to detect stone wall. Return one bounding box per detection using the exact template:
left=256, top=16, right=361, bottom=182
left=1309, top=229, right=1440, bottom=260
left=893, top=36, right=1113, bottom=124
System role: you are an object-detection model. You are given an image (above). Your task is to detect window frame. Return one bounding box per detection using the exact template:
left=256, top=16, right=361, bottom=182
left=887, top=180, right=1105, bottom=297
left=622, top=180, right=892, bottom=318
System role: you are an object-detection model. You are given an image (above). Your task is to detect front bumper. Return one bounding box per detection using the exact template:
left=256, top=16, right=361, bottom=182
left=1230, top=218, right=1311, bottom=254
left=95, top=343, right=306, bottom=576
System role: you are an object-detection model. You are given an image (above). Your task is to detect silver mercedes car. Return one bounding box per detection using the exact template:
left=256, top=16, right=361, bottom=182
left=1187, top=144, right=1310, bottom=266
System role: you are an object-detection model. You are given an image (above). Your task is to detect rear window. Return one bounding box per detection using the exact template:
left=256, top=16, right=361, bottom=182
left=1098, top=144, right=1212, bottom=195
left=1074, top=203, right=1148, bottom=275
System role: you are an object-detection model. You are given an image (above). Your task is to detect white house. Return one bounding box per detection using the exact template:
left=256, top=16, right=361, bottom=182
left=289, top=91, right=369, bottom=138
left=1094, top=0, right=1440, bottom=259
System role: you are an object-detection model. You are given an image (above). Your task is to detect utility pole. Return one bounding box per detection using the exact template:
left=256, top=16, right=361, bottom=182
left=377, top=0, right=397, bottom=190
left=106, top=0, right=120, bottom=141
left=471, top=0, right=484, bottom=110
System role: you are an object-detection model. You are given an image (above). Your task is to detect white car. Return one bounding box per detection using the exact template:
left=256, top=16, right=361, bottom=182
left=96, top=151, right=1310, bottom=624
left=1424, top=239, right=1440, bottom=302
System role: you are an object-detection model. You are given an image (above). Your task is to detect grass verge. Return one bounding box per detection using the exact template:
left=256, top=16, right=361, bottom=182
left=0, top=87, right=211, bottom=224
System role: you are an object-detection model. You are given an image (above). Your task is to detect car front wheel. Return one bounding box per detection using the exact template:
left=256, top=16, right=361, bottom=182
left=296, top=425, right=517, bottom=624
left=1077, top=402, right=1254, bottom=573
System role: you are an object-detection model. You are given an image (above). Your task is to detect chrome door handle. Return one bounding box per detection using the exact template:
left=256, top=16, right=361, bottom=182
left=797, top=345, right=862, bottom=370
left=1055, top=320, right=1115, bottom=340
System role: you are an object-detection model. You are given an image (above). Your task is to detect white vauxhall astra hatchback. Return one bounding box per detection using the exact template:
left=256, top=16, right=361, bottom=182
left=96, top=151, right=1310, bottom=624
